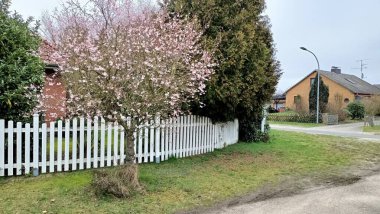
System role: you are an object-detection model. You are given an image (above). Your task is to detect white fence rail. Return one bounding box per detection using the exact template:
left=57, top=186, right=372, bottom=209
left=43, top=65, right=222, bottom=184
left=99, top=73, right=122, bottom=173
left=0, top=115, right=239, bottom=177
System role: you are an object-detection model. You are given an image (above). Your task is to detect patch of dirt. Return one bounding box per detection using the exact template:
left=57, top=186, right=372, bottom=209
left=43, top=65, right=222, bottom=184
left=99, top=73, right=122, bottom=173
left=179, top=162, right=380, bottom=214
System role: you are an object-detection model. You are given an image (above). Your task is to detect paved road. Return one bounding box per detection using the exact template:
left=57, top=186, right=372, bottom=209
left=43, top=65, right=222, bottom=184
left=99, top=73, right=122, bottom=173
left=205, top=122, right=380, bottom=214
left=271, top=122, right=380, bottom=142
left=209, top=173, right=380, bottom=214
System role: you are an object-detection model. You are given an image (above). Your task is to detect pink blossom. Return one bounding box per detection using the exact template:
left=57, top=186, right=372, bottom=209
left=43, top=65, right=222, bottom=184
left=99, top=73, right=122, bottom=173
left=40, top=0, right=215, bottom=121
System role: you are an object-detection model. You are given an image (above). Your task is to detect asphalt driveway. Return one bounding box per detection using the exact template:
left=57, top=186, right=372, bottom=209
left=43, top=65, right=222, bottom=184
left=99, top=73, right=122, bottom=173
left=271, top=121, right=380, bottom=142
left=208, top=172, right=380, bottom=214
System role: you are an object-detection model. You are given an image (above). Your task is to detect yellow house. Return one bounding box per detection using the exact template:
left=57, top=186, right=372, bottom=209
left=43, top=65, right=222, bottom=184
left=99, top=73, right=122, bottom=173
left=285, top=68, right=380, bottom=112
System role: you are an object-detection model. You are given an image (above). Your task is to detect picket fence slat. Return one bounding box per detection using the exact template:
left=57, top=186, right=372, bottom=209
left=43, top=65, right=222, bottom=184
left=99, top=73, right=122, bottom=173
left=200, top=117, right=204, bottom=154
left=41, top=124, right=47, bottom=174
left=208, top=118, right=211, bottom=152
left=33, top=115, right=39, bottom=173
left=87, top=118, right=92, bottom=169
left=65, top=120, right=70, bottom=171
left=8, top=121, right=13, bottom=176
left=107, top=123, right=112, bottom=166
left=50, top=122, right=55, bottom=173
left=0, top=115, right=239, bottom=177
left=164, top=120, right=169, bottom=160
left=79, top=118, right=85, bottom=170
left=155, top=116, right=160, bottom=162
left=16, top=122, right=22, bottom=175
left=168, top=118, right=173, bottom=158
left=25, top=123, right=31, bottom=174
left=174, top=117, right=179, bottom=158
left=149, top=120, right=154, bottom=162
left=180, top=117, right=184, bottom=158
left=144, top=122, right=148, bottom=163
left=57, top=121, right=63, bottom=172
left=198, top=116, right=202, bottom=154
left=100, top=119, right=105, bottom=167
left=113, top=124, right=119, bottom=166
left=120, top=127, right=125, bottom=165
left=189, top=116, right=193, bottom=156
left=186, top=116, right=189, bottom=156
left=93, top=117, right=99, bottom=168
left=160, top=120, right=164, bottom=162
left=138, top=126, right=143, bottom=164
left=72, top=119, right=77, bottom=171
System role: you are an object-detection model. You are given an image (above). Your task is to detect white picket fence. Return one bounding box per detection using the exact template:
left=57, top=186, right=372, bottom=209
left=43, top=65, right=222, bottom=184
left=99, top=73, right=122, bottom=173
left=0, top=114, right=238, bottom=177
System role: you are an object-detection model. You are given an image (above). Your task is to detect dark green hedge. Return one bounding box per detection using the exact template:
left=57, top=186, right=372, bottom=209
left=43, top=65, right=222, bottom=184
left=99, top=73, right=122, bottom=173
left=268, top=113, right=317, bottom=123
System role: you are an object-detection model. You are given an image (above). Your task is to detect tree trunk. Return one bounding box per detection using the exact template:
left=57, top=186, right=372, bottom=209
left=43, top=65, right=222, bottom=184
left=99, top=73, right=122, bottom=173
left=124, top=127, right=136, bottom=164
left=121, top=124, right=141, bottom=189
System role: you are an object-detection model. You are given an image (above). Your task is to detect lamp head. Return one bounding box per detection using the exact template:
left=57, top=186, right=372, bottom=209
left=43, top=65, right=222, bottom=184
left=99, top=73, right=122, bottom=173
left=300, top=47, right=307, bottom=51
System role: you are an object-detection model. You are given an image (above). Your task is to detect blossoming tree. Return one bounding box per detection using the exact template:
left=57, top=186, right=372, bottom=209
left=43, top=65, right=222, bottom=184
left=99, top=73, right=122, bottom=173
left=40, top=0, right=214, bottom=192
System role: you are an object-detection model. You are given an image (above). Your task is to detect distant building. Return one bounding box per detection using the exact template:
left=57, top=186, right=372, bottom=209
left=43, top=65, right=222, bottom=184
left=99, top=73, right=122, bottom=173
left=374, top=84, right=380, bottom=90
left=271, top=94, right=286, bottom=112
left=285, top=67, right=380, bottom=112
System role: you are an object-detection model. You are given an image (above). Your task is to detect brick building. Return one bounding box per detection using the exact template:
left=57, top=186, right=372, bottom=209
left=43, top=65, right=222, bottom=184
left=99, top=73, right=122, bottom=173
left=40, top=41, right=66, bottom=123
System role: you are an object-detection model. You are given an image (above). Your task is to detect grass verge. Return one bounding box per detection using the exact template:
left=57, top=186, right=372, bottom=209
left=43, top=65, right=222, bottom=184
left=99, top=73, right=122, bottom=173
left=269, top=121, right=323, bottom=128
left=363, top=125, right=380, bottom=134
left=1, top=130, right=380, bottom=213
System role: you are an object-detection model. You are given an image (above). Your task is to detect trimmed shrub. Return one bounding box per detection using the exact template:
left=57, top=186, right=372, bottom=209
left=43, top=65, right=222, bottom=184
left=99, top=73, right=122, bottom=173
left=268, top=113, right=317, bottom=123
left=346, top=102, right=365, bottom=120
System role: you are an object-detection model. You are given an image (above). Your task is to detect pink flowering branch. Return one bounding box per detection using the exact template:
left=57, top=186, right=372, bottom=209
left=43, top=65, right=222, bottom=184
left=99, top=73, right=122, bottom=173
left=40, top=0, right=215, bottom=124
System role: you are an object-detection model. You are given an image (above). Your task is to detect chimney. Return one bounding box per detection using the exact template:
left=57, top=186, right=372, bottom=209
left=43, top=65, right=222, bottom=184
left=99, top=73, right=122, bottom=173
left=331, top=66, right=341, bottom=74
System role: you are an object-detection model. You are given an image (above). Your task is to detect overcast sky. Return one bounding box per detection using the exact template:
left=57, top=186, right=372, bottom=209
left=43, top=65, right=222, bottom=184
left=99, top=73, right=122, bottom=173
left=10, top=0, right=380, bottom=92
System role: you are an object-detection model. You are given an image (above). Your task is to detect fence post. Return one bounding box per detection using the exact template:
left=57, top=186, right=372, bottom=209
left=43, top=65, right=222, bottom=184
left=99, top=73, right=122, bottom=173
left=155, top=114, right=160, bottom=163
left=235, top=119, right=239, bottom=144
left=33, top=114, right=39, bottom=176
left=261, top=106, right=269, bottom=132
left=219, top=124, right=224, bottom=148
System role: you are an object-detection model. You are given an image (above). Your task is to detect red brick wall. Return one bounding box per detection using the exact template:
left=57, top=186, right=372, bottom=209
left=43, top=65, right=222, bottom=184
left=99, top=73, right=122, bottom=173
left=43, top=73, right=66, bottom=123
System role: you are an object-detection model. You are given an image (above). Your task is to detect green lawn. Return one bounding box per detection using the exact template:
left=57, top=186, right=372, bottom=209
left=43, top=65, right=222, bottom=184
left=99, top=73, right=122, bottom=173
left=269, top=121, right=323, bottom=128
left=363, top=125, right=380, bottom=134
left=1, top=130, right=380, bottom=213
left=340, top=119, right=364, bottom=124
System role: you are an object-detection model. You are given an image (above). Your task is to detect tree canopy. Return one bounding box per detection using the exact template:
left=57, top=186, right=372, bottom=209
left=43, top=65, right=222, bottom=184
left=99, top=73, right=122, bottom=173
left=309, top=75, right=329, bottom=115
left=0, top=0, right=44, bottom=122
left=165, top=0, right=282, bottom=141
left=40, top=0, right=214, bottom=189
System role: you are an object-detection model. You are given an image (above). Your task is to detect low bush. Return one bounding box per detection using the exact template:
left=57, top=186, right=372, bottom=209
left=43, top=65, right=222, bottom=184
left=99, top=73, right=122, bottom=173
left=239, top=120, right=270, bottom=142
left=346, top=102, right=365, bottom=120
left=92, top=164, right=142, bottom=198
left=337, top=110, right=348, bottom=122
left=268, top=106, right=279, bottom=113
left=362, top=95, right=380, bottom=116
left=326, top=105, right=347, bottom=122
left=268, top=113, right=317, bottom=123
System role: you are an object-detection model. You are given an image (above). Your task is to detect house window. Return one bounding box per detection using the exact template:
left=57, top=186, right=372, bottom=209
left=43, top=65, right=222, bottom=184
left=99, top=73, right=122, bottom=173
left=344, top=98, right=350, bottom=104
left=294, top=95, right=301, bottom=104
left=310, top=78, right=315, bottom=87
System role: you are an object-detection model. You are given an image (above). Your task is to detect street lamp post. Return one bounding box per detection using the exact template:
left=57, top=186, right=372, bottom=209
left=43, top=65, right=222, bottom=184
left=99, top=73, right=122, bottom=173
left=300, top=47, right=320, bottom=123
